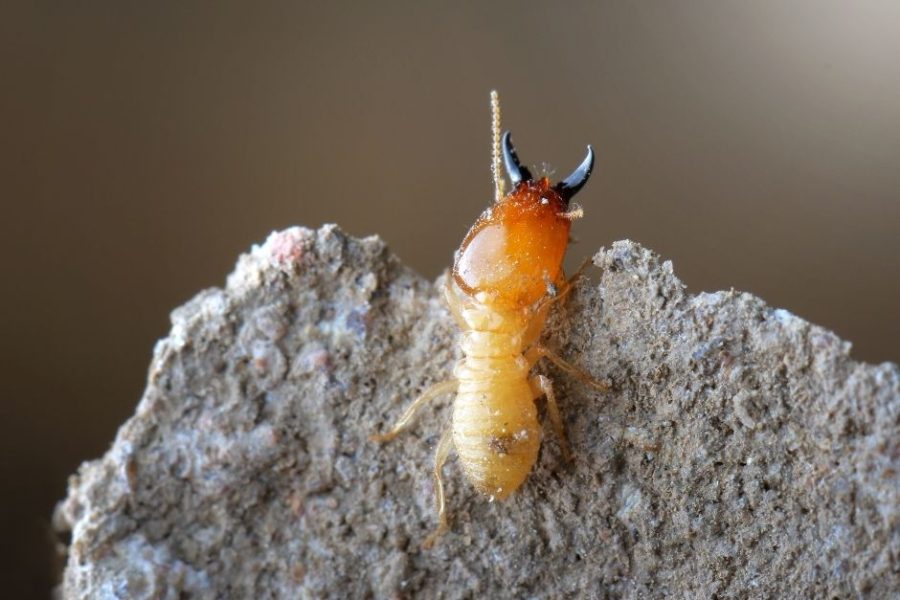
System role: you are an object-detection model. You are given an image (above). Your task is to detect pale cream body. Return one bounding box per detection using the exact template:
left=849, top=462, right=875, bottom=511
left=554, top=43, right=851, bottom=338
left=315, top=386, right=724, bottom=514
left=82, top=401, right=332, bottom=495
left=446, top=281, right=551, bottom=500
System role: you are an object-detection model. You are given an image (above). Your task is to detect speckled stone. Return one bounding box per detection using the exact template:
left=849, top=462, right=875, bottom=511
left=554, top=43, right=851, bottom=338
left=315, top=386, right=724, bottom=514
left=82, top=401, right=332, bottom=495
left=55, top=225, right=899, bottom=599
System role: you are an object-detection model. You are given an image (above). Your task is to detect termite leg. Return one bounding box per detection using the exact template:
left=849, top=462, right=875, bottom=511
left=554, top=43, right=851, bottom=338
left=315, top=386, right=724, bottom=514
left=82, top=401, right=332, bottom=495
left=525, top=345, right=610, bottom=392
left=530, top=374, right=573, bottom=462
left=423, top=425, right=454, bottom=549
left=523, top=260, right=596, bottom=346
left=538, top=257, right=593, bottom=311
left=561, top=256, right=594, bottom=294
left=525, top=259, right=593, bottom=347
left=442, top=277, right=468, bottom=328
left=370, top=380, right=458, bottom=443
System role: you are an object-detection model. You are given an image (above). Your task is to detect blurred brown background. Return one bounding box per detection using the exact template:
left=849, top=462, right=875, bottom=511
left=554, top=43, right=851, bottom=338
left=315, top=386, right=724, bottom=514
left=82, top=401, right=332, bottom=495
left=2, top=1, right=898, bottom=595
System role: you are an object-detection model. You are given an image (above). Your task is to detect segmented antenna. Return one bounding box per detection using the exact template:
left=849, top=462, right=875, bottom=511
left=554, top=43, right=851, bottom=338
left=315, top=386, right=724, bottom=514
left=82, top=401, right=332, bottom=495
left=490, top=90, right=505, bottom=203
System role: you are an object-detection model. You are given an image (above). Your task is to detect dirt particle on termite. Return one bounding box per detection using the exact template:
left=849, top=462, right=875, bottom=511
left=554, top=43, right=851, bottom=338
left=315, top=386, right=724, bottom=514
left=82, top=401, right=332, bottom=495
left=488, top=434, right=515, bottom=455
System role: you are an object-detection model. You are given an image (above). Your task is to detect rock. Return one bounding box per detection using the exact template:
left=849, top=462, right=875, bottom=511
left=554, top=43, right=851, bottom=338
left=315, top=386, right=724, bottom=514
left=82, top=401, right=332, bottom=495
left=55, top=225, right=899, bottom=599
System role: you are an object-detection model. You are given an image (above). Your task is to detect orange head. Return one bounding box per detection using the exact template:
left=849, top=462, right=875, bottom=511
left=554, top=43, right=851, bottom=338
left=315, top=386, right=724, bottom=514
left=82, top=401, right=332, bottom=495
left=453, top=132, right=594, bottom=309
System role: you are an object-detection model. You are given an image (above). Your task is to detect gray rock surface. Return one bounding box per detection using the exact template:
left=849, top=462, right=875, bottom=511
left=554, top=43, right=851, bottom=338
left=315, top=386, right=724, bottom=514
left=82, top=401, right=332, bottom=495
left=55, top=225, right=899, bottom=599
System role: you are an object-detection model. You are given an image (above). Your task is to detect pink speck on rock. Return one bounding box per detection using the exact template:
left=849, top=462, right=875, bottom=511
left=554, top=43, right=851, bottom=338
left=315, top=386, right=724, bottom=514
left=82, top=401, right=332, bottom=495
left=265, top=228, right=310, bottom=267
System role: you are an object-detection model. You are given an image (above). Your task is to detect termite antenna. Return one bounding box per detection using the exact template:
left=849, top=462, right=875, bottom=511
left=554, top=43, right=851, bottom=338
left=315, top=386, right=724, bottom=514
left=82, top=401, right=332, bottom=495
left=490, top=91, right=506, bottom=203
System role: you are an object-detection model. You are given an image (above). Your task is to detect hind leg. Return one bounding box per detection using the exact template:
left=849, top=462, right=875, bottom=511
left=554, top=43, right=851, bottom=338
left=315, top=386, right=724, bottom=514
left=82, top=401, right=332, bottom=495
left=422, top=425, right=454, bottom=548
left=530, top=374, right=573, bottom=462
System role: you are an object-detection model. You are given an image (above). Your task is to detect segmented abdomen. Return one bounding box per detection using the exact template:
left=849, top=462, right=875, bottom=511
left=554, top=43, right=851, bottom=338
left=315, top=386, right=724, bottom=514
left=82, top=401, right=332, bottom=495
left=452, top=330, right=541, bottom=501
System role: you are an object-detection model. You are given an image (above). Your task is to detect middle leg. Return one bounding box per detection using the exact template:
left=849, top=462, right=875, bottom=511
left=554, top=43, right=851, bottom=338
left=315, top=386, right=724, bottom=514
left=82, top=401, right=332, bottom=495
left=525, top=345, right=610, bottom=392
left=371, top=379, right=458, bottom=442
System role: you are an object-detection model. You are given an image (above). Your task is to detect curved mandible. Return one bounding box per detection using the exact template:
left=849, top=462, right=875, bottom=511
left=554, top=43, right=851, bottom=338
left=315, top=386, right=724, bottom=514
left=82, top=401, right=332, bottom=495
left=555, top=145, right=594, bottom=201
left=502, top=131, right=533, bottom=186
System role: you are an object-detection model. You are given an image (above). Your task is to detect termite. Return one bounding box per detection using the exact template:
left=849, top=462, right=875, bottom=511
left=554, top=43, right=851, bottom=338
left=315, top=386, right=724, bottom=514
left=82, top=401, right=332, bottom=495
left=372, top=91, right=607, bottom=547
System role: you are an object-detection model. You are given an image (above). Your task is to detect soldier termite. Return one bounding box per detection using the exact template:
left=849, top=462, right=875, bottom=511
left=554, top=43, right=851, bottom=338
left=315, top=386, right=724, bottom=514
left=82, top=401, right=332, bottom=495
left=372, top=91, right=608, bottom=547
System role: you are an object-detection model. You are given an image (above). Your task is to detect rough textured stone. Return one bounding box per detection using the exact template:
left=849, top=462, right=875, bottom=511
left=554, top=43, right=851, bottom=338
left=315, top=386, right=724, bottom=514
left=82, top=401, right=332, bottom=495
left=55, top=225, right=899, bottom=599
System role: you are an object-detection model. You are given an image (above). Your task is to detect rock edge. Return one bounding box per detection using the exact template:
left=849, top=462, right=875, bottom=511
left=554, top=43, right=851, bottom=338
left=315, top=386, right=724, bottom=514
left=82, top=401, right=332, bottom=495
left=55, top=225, right=899, bottom=599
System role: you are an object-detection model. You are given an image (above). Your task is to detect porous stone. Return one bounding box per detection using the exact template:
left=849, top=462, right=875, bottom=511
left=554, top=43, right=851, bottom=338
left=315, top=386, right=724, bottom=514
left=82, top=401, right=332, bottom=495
left=55, top=225, right=899, bottom=598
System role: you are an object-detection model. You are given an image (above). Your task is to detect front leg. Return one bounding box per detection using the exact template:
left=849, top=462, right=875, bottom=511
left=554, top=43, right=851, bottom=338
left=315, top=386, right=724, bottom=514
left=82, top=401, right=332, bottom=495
left=523, top=258, right=594, bottom=347
left=442, top=277, right=468, bottom=329
left=535, top=257, right=593, bottom=313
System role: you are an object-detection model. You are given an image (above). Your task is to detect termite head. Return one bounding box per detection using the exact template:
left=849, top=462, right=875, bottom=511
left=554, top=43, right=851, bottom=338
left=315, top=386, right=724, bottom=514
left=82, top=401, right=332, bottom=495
left=453, top=132, right=594, bottom=309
